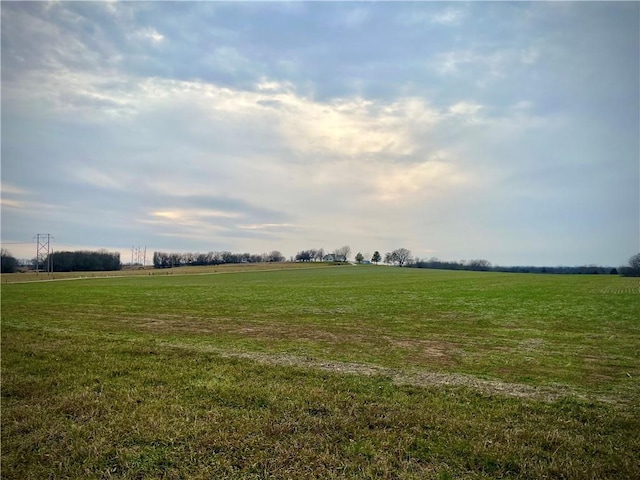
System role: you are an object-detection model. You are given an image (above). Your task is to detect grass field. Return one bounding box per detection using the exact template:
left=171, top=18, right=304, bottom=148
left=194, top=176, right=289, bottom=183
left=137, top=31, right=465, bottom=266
left=2, top=265, right=639, bottom=479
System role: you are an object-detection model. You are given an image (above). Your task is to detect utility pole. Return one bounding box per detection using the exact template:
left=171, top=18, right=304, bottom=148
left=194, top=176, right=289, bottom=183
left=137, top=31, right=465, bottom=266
left=34, top=233, right=53, bottom=275
left=132, top=245, right=147, bottom=268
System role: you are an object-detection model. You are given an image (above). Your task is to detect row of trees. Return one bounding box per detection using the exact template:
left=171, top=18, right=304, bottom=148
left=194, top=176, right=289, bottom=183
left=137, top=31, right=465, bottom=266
left=48, top=250, right=121, bottom=272
left=294, top=248, right=326, bottom=262
left=294, top=246, right=352, bottom=262
left=354, top=249, right=491, bottom=270
left=1, top=249, right=122, bottom=273
left=412, top=255, right=640, bottom=275
left=143, top=249, right=635, bottom=275
left=413, top=257, right=493, bottom=271
left=3, top=245, right=638, bottom=276
left=359, top=249, right=638, bottom=275
left=152, top=250, right=285, bottom=268
left=294, top=247, right=413, bottom=266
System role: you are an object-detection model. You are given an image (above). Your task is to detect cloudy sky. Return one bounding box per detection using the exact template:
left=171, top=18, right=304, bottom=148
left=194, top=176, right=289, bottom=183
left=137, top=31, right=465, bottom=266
left=1, top=1, right=638, bottom=266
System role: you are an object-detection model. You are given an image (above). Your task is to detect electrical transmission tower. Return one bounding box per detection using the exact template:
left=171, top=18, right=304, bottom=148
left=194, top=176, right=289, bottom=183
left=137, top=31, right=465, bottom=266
left=131, top=245, right=147, bottom=268
left=35, top=233, right=53, bottom=274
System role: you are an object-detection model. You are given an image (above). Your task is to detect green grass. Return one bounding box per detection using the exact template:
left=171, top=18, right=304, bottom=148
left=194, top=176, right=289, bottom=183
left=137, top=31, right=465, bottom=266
left=2, top=266, right=639, bottom=478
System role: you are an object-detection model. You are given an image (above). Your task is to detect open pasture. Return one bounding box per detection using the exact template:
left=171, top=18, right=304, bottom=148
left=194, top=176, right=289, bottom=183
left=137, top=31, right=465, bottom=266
left=2, top=266, right=639, bottom=479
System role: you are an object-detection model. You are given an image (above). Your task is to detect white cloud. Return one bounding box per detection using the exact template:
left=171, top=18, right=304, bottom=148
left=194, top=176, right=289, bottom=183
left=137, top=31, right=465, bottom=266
left=336, top=7, right=370, bottom=28
left=431, top=9, right=465, bottom=26
left=238, top=223, right=294, bottom=230
left=13, top=65, right=442, bottom=162
left=4, top=62, right=522, bottom=236
left=435, top=48, right=536, bottom=80
left=279, top=96, right=438, bottom=157
left=520, top=47, right=539, bottom=64
left=449, top=102, right=481, bottom=116
left=141, top=209, right=239, bottom=236
left=397, top=7, right=465, bottom=27
left=72, top=166, right=128, bottom=191
left=132, top=27, right=164, bottom=44
left=152, top=209, right=240, bottom=221
left=374, top=158, right=470, bottom=202
left=1, top=183, right=30, bottom=195
left=0, top=198, right=28, bottom=209
left=448, top=101, right=483, bottom=119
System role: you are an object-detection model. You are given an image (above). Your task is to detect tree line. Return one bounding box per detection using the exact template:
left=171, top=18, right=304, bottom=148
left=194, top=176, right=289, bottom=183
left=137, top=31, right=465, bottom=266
left=48, top=250, right=121, bottom=272
left=152, top=250, right=285, bottom=268
left=356, top=248, right=640, bottom=276
left=411, top=255, right=640, bottom=276
left=294, top=246, right=351, bottom=262
left=2, top=246, right=638, bottom=276
left=1, top=249, right=122, bottom=273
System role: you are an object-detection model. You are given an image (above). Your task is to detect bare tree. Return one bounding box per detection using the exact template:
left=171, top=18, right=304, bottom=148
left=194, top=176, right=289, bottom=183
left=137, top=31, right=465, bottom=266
left=334, top=245, right=351, bottom=261
left=385, top=248, right=412, bottom=266
left=466, top=259, right=492, bottom=271
left=620, top=253, right=640, bottom=277
left=268, top=250, right=285, bottom=262
left=392, top=248, right=412, bottom=267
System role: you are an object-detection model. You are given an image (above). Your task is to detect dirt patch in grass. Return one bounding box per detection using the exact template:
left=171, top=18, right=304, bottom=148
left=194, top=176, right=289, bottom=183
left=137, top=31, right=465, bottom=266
left=133, top=317, right=460, bottom=366
left=160, top=341, right=618, bottom=405
left=382, top=336, right=461, bottom=365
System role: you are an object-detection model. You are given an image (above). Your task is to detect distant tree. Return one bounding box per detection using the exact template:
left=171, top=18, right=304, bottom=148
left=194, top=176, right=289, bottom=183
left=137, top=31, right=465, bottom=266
left=296, top=250, right=312, bottom=262
left=268, top=250, right=285, bottom=262
left=153, top=251, right=165, bottom=268
left=334, top=245, right=351, bottom=261
left=387, top=248, right=412, bottom=267
left=466, top=259, right=492, bottom=271
left=249, top=254, right=263, bottom=263
left=620, top=253, right=640, bottom=277
left=1, top=249, right=18, bottom=273
left=170, top=252, right=182, bottom=267
left=371, top=251, right=381, bottom=264
left=355, top=252, right=364, bottom=264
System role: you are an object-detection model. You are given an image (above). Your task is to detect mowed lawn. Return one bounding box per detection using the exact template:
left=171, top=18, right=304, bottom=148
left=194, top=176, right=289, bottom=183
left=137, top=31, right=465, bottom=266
left=2, top=266, right=639, bottom=479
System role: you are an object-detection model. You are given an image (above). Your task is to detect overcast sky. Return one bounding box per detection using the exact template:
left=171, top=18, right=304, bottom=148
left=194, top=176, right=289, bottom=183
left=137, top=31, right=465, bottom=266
left=1, top=1, right=638, bottom=266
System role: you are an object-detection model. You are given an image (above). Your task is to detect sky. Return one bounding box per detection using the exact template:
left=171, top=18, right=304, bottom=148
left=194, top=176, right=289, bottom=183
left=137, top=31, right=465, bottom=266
left=1, top=1, right=638, bottom=267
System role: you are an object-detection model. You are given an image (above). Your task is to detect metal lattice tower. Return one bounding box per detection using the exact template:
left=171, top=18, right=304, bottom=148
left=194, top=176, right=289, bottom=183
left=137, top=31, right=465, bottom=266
left=132, top=245, right=147, bottom=267
left=35, top=233, right=52, bottom=273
